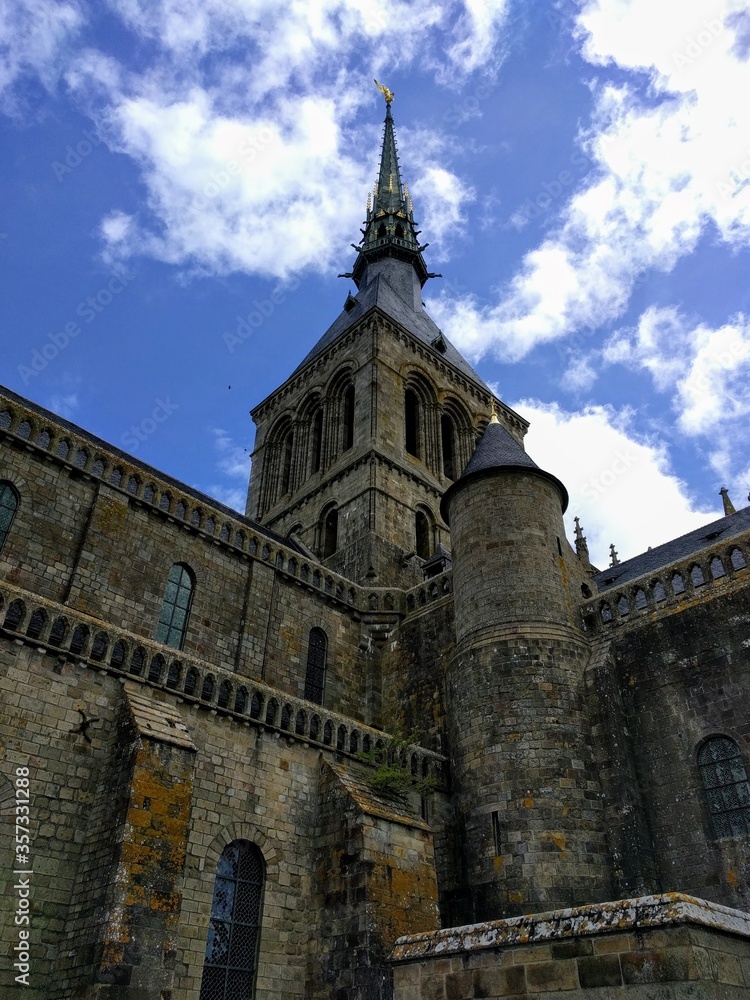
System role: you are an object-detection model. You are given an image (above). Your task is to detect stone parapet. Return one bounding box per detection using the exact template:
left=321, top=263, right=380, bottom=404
left=392, top=893, right=750, bottom=998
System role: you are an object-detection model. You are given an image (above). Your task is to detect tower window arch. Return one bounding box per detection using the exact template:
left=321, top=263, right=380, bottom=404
left=155, top=563, right=195, bottom=649
left=311, top=406, right=323, bottom=473
left=698, top=736, right=750, bottom=838
left=342, top=384, right=355, bottom=451
left=280, top=427, right=294, bottom=496
left=304, top=627, right=327, bottom=705
left=0, top=481, right=19, bottom=553
left=441, top=414, right=455, bottom=480
left=405, top=389, right=420, bottom=457
left=200, top=840, right=265, bottom=1000
left=322, top=506, right=338, bottom=559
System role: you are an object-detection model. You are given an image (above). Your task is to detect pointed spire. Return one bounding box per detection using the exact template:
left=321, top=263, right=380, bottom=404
left=348, top=87, right=438, bottom=292
left=720, top=486, right=736, bottom=515
left=574, top=516, right=593, bottom=572
left=609, top=543, right=620, bottom=567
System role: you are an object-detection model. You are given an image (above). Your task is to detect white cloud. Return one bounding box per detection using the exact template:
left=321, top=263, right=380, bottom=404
left=411, top=166, right=475, bottom=262
left=45, top=392, right=79, bottom=420
left=516, top=398, right=712, bottom=567
left=20, top=0, right=508, bottom=279
left=206, top=428, right=250, bottom=512
left=431, top=1, right=750, bottom=362
left=0, top=0, right=84, bottom=113
left=603, top=305, right=750, bottom=490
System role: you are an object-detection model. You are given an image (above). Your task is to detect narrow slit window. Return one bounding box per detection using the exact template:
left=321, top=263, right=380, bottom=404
left=155, top=563, right=194, bottom=650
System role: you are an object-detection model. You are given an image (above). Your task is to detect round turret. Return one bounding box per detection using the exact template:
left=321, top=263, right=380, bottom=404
left=442, top=418, right=613, bottom=921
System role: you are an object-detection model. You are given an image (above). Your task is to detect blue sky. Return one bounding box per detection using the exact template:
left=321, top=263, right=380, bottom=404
left=3, top=0, right=750, bottom=567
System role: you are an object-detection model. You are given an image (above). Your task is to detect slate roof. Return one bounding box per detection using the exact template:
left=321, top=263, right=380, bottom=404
left=594, top=504, right=750, bottom=591
left=290, top=265, right=489, bottom=390
left=440, top=419, right=569, bottom=522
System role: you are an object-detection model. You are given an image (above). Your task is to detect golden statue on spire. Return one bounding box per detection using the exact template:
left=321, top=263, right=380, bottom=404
left=374, top=79, right=394, bottom=104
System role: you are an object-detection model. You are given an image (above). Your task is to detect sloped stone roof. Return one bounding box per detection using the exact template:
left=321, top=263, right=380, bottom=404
left=594, top=504, right=750, bottom=591
left=290, top=266, right=489, bottom=390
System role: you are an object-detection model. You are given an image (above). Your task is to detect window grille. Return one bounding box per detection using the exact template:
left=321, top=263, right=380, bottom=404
left=155, top=563, right=194, bottom=649
left=698, top=736, right=750, bottom=838
left=200, top=841, right=264, bottom=1000
left=304, top=629, right=327, bottom=705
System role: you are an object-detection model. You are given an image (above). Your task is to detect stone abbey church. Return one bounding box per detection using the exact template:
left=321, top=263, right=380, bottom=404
left=2, top=95, right=750, bottom=1000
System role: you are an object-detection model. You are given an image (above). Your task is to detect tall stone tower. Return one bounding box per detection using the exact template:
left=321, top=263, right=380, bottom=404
left=441, top=416, right=614, bottom=921
left=245, top=93, right=526, bottom=587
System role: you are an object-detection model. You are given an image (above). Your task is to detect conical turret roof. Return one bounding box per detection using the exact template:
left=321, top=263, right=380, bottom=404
left=440, top=418, right=569, bottom=523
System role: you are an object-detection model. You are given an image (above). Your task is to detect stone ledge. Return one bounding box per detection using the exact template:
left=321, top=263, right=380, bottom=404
left=391, top=893, right=750, bottom=962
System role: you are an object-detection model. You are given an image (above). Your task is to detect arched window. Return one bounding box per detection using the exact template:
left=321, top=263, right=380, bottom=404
left=311, top=407, right=323, bottom=473
left=415, top=511, right=431, bottom=560
left=155, top=563, right=194, bottom=649
left=280, top=428, right=294, bottom=495
left=342, top=384, right=355, bottom=451
left=405, top=389, right=419, bottom=457
left=322, top=507, right=338, bottom=559
left=304, top=628, right=327, bottom=705
left=200, top=840, right=265, bottom=1000
left=0, top=482, right=19, bottom=553
left=698, top=736, right=750, bottom=838
left=441, top=414, right=455, bottom=480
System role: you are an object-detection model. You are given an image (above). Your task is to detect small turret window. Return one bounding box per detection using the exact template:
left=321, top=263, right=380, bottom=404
left=377, top=223, right=386, bottom=239
left=395, top=223, right=404, bottom=239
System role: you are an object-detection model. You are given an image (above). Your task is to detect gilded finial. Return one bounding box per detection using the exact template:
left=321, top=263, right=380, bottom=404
left=366, top=191, right=371, bottom=212
left=374, top=79, right=395, bottom=104
left=720, top=486, right=736, bottom=515
left=489, top=400, right=499, bottom=424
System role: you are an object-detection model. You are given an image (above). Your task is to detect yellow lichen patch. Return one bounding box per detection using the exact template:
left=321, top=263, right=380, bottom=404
left=523, top=797, right=534, bottom=809
left=541, top=832, right=568, bottom=853
left=508, top=891, right=525, bottom=905
left=727, top=869, right=738, bottom=888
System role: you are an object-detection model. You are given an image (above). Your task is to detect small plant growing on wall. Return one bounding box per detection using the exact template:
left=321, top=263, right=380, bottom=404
left=358, top=731, right=437, bottom=802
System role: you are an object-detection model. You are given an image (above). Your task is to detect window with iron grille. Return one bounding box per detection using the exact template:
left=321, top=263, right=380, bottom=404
left=698, top=736, right=750, bottom=838
left=155, top=563, right=194, bottom=649
left=304, top=628, right=327, bottom=705
left=200, top=840, right=264, bottom=1000
left=0, top=482, right=19, bottom=553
